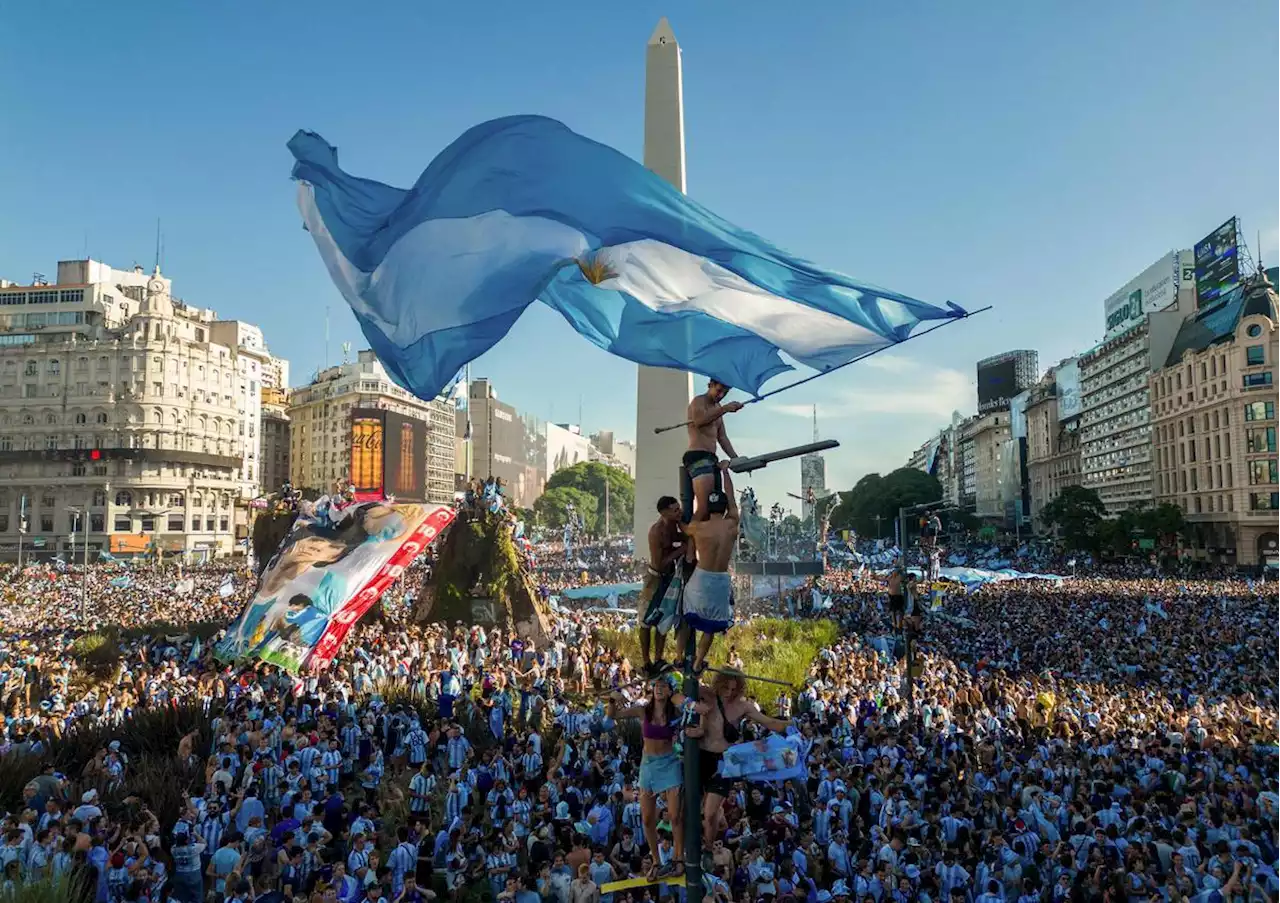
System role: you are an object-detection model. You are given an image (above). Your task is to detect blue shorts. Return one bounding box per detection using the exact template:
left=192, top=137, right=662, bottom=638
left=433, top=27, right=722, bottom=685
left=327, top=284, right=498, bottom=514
left=683, top=568, right=733, bottom=634
left=639, top=752, right=683, bottom=793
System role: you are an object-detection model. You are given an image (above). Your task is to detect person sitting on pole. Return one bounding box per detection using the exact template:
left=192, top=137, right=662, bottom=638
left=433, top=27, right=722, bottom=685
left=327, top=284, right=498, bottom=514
left=682, top=379, right=742, bottom=523
left=679, top=464, right=739, bottom=675
left=605, top=676, right=687, bottom=881
left=686, top=669, right=792, bottom=870
left=637, top=496, right=687, bottom=678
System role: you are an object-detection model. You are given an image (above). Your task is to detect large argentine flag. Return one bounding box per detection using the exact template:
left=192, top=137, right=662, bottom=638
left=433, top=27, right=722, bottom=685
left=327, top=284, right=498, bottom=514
left=289, top=116, right=965, bottom=399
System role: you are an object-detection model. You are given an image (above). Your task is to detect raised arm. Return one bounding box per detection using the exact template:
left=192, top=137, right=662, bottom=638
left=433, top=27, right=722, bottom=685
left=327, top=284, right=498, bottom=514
left=721, top=467, right=739, bottom=520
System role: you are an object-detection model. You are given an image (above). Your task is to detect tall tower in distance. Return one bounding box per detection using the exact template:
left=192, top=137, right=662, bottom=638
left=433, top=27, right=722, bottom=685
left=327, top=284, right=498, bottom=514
left=800, top=405, right=827, bottom=521
left=632, top=18, right=695, bottom=551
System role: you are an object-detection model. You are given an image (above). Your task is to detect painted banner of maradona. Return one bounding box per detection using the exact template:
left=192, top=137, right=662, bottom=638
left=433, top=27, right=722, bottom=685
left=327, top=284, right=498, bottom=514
left=216, top=501, right=455, bottom=672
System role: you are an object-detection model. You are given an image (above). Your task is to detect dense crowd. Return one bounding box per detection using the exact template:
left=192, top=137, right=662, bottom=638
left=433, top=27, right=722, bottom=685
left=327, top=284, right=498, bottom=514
left=0, top=536, right=1274, bottom=903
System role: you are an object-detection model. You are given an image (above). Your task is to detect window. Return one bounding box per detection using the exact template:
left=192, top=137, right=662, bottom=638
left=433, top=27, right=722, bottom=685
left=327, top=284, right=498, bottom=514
left=114, top=515, right=131, bottom=531
left=1250, top=491, right=1280, bottom=511
left=92, top=490, right=106, bottom=507
left=96, top=412, right=107, bottom=424
left=1246, top=345, right=1266, bottom=366
left=140, top=515, right=155, bottom=532
left=71, top=463, right=85, bottom=476
left=114, top=491, right=133, bottom=507
left=74, top=413, right=86, bottom=425
left=1247, top=323, right=1263, bottom=338
left=23, top=361, right=36, bottom=376
left=47, top=360, right=59, bottom=375
left=0, top=515, right=8, bottom=533
left=90, top=513, right=104, bottom=532
left=39, top=515, right=53, bottom=532
left=1249, top=460, right=1278, bottom=485
left=220, top=516, right=229, bottom=532
left=1243, top=372, right=1273, bottom=388
left=167, top=514, right=184, bottom=531
left=191, top=516, right=201, bottom=531
left=206, top=516, right=216, bottom=532
left=1248, top=427, right=1277, bottom=454
left=1245, top=401, right=1275, bottom=421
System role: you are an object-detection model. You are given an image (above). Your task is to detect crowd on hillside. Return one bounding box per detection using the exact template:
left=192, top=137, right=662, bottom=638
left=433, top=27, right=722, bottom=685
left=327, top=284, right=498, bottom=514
left=0, top=534, right=1273, bottom=903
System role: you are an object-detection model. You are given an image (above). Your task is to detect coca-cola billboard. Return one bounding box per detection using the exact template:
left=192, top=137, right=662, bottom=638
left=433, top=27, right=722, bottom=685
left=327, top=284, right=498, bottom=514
left=350, top=408, right=427, bottom=503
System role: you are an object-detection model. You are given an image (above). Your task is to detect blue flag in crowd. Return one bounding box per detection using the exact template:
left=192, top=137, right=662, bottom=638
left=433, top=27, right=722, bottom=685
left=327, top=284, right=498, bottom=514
left=289, top=116, right=966, bottom=400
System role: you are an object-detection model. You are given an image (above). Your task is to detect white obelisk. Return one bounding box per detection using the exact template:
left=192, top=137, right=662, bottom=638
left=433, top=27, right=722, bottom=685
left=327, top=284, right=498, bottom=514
left=632, top=17, right=695, bottom=553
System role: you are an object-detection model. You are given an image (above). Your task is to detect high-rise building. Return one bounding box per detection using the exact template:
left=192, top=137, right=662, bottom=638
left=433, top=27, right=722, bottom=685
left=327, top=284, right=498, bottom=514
left=287, top=350, right=454, bottom=504
left=1150, top=273, right=1278, bottom=568
left=259, top=387, right=291, bottom=494
left=0, top=260, right=270, bottom=560
left=458, top=378, right=543, bottom=508
left=799, top=406, right=826, bottom=520
left=207, top=320, right=283, bottom=499
left=589, top=430, right=636, bottom=477
left=1080, top=251, right=1196, bottom=514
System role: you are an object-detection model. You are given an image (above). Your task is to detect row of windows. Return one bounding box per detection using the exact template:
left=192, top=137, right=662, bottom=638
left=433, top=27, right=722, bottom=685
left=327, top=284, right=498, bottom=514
left=0, top=289, right=83, bottom=306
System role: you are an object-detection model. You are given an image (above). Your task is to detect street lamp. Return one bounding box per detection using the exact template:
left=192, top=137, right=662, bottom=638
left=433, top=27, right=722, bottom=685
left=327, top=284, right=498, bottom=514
left=65, top=506, right=89, bottom=620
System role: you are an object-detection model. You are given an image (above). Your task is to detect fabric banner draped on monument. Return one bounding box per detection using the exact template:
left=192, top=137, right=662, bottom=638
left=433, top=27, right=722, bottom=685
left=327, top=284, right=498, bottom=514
left=216, top=501, right=455, bottom=673
left=288, top=116, right=966, bottom=402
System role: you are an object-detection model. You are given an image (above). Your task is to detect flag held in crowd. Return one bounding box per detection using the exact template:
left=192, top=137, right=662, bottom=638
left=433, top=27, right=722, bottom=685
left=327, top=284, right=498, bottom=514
left=288, top=117, right=966, bottom=400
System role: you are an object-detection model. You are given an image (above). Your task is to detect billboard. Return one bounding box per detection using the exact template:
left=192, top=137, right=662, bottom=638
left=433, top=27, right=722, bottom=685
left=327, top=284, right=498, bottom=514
left=349, top=408, right=428, bottom=503
left=1103, top=251, right=1187, bottom=335
left=977, top=358, right=1019, bottom=413
left=1055, top=359, right=1082, bottom=421
left=546, top=422, right=592, bottom=476
left=1194, top=218, right=1239, bottom=307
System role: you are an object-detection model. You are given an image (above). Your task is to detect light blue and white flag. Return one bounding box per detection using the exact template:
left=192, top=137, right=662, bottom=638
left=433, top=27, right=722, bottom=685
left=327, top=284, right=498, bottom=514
left=289, top=117, right=966, bottom=399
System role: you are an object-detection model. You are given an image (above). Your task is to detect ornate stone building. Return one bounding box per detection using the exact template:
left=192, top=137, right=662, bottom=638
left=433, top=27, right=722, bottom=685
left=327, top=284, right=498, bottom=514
left=1151, top=272, right=1279, bottom=568
left=0, top=259, right=281, bottom=560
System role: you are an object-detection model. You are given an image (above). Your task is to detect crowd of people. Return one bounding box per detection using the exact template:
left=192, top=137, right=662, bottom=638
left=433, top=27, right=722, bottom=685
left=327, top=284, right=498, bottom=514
left=0, top=510, right=1274, bottom=903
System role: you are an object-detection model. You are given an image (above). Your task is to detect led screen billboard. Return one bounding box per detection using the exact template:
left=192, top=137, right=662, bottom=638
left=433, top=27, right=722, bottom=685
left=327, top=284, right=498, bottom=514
left=977, top=358, right=1019, bottom=413
left=1194, top=218, right=1239, bottom=307
left=350, top=408, right=427, bottom=503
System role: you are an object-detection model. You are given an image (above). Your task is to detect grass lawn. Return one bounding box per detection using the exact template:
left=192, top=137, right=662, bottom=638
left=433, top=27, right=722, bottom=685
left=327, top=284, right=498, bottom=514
left=597, top=617, right=837, bottom=694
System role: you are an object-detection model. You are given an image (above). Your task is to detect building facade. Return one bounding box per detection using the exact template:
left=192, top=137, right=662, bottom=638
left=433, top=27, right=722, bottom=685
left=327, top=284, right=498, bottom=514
left=0, top=260, right=267, bottom=560
left=1150, top=274, right=1278, bottom=568
left=457, top=378, right=543, bottom=508
left=1024, top=373, right=1083, bottom=522
left=288, top=350, right=454, bottom=504
left=960, top=411, right=1010, bottom=519
left=259, top=387, right=291, bottom=494
left=207, top=320, right=288, bottom=498
left=588, top=431, right=636, bottom=477
left=1079, top=252, right=1196, bottom=515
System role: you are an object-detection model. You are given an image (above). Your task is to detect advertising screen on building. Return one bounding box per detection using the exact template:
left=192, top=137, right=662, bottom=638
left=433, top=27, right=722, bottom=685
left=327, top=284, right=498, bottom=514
left=350, top=408, right=427, bottom=503
left=1194, top=218, right=1239, bottom=306
left=977, top=358, right=1019, bottom=413
left=383, top=411, right=427, bottom=502
left=1055, top=359, right=1082, bottom=421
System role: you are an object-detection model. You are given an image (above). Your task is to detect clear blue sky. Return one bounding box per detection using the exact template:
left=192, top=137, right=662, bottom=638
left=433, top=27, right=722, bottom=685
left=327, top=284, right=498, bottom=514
left=1, top=1, right=1275, bottom=510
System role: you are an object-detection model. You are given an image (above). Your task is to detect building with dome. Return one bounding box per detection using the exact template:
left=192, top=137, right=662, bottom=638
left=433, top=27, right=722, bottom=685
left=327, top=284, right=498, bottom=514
left=0, top=259, right=286, bottom=561
left=1150, top=270, right=1279, bottom=569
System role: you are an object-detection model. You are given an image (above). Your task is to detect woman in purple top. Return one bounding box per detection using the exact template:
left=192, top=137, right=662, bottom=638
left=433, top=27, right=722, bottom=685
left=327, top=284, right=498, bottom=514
left=607, top=676, right=687, bottom=881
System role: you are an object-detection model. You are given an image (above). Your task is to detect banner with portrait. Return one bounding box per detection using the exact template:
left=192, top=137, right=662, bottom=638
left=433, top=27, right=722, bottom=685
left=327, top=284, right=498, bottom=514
left=719, top=732, right=806, bottom=784
left=215, top=501, right=455, bottom=672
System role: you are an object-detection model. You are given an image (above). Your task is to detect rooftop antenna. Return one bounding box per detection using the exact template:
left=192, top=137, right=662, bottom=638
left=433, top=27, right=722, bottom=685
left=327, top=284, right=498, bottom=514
left=154, top=219, right=161, bottom=272
left=812, top=404, right=819, bottom=443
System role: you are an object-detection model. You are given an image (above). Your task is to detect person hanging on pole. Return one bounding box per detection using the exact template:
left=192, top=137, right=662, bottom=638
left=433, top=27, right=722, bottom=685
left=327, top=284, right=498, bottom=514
left=687, top=670, right=792, bottom=870
left=637, top=496, right=687, bottom=677
left=605, top=676, right=687, bottom=881
left=679, top=465, right=739, bottom=675
left=682, top=380, right=742, bottom=523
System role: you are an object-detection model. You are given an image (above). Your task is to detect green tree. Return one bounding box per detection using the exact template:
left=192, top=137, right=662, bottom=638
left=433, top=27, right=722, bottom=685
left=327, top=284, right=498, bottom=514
left=543, top=461, right=634, bottom=535
left=828, top=468, right=942, bottom=539
left=533, top=486, right=598, bottom=532
left=1129, top=502, right=1186, bottom=549
left=1039, top=485, right=1106, bottom=552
